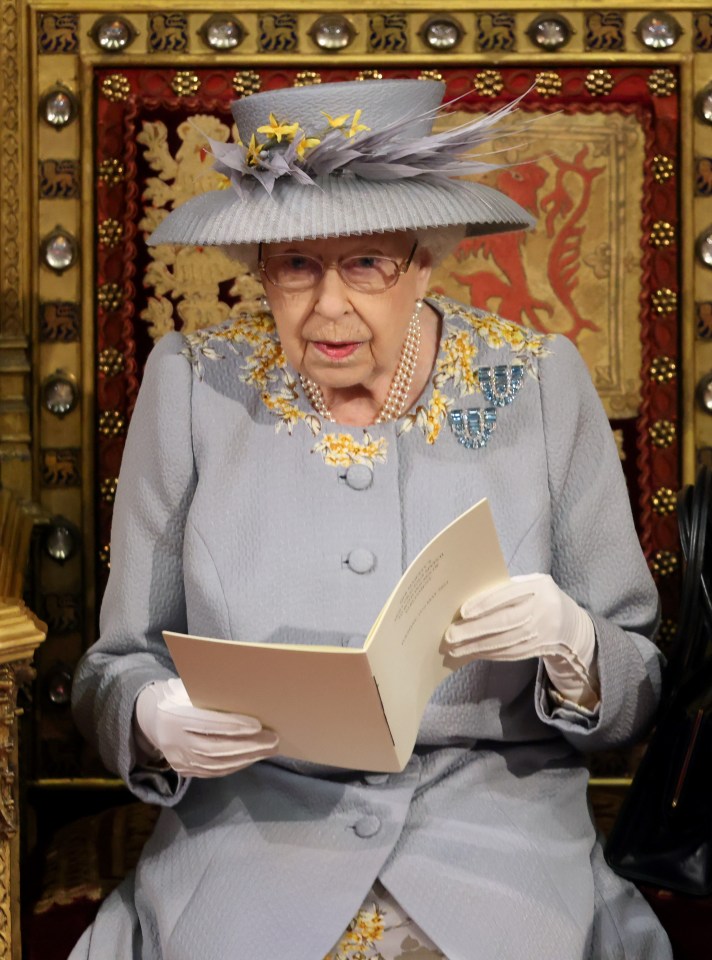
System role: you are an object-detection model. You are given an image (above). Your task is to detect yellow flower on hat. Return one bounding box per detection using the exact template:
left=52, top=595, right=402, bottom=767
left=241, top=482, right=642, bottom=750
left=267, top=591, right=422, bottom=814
left=295, top=135, right=321, bottom=158
left=322, top=111, right=351, bottom=129
left=321, top=110, right=370, bottom=138
left=256, top=113, right=300, bottom=143
left=346, top=109, right=370, bottom=139
left=246, top=134, right=264, bottom=167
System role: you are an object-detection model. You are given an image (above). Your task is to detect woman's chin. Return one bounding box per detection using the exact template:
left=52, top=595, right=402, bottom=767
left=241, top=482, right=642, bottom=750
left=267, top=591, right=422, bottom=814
left=303, top=351, right=369, bottom=387
left=304, top=366, right=366, bottom=392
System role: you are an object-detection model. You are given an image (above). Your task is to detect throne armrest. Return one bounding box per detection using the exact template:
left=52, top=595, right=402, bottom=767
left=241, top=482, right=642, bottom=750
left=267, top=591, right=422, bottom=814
left=0, top=602, right=47, bottom=959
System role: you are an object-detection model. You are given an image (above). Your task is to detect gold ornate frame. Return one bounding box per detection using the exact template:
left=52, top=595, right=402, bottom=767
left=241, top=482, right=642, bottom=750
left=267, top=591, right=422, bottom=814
left=1, top=2, right=709, bottom=785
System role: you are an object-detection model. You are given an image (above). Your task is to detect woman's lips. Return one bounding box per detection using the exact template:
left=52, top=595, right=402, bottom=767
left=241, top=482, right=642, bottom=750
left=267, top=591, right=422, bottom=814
left=312, top=341, right=362, bottom=360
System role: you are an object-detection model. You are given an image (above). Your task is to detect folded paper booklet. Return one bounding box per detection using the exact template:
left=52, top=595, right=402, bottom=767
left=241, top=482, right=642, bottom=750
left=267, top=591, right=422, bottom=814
left=164, top=498, right=508, bottom=773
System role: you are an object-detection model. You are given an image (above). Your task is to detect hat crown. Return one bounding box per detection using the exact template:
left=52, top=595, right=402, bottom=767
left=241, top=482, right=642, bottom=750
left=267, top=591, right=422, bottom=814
left=231, top=79, right=445, bottom=142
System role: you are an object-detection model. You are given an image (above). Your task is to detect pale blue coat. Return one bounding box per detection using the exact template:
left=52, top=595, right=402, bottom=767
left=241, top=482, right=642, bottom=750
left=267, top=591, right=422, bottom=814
left=70, top=297, right=672, bottom=960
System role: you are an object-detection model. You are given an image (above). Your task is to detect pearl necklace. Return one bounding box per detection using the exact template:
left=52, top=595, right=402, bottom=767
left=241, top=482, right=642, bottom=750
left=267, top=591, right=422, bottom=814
left=299, top=299, right=423, bottom=425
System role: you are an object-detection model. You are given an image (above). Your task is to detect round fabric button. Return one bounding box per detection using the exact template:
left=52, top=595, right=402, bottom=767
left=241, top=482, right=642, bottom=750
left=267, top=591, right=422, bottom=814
left=346, top=548, right=376, bottom=574
left=354, top=815, right=381, bottom=838
left=364, top=773, right=389, bottom=785
left=345, top=464, right=373, bottom=491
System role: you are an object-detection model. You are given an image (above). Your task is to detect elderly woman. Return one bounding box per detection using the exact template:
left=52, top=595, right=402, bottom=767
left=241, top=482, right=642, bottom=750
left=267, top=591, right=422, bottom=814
left=70, top=80, right=671, bottom=960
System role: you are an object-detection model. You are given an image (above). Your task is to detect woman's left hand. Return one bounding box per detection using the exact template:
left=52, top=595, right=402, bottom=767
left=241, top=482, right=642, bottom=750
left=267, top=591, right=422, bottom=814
left=444, top=573, right=600, bottom=709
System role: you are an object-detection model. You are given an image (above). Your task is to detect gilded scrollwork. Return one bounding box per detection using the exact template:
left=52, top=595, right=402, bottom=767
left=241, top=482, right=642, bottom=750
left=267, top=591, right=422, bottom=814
left=0, top=0, right=22, bottom=338
left=0, top=661, right=34, bottom=837
left=0, top=836, right=10, bottom=957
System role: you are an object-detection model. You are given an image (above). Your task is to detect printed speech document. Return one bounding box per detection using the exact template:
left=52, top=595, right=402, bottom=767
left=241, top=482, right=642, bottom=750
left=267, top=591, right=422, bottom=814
left=164, top=498, right=508, bottom=772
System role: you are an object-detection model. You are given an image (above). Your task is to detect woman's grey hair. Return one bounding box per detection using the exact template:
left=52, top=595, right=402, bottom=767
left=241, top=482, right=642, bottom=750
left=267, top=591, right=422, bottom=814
left=223, top=224, right=466, bottom=274
left=413, top=225, right=467, bottom=266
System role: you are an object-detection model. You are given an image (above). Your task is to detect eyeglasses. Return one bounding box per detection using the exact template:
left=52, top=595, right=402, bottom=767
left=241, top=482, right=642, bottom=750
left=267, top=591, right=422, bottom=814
left=258, top=241, right=418, bottom=294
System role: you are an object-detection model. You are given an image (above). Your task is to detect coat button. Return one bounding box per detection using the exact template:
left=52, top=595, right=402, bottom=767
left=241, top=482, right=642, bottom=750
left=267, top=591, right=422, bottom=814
left=364, top=774, right=389, bottom=785
left=345, top=464, right=373, bottom=490
left=354, top=815, right=381, bottom=838
left=345, top=548, right=376, bottom=574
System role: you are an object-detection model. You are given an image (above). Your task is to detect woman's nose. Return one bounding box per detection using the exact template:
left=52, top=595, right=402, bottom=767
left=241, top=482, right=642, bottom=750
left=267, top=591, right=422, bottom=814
left=313, top=264, right=351, bottom=316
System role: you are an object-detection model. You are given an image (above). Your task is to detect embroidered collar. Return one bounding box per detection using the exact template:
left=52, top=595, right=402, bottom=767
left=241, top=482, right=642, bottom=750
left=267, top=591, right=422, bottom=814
left=180, top=295, right=552, bottom=468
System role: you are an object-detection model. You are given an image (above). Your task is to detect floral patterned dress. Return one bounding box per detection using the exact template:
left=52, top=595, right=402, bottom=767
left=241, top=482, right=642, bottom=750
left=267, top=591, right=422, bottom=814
left=325, top=882, right=445, bottom=960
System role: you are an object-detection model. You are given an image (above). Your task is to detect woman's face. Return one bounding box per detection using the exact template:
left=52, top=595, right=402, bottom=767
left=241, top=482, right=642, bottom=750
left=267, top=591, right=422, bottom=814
left=261, top=232, right=433, bottom=393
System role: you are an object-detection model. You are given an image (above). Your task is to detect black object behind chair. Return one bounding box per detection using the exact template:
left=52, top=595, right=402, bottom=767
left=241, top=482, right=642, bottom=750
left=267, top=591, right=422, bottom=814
left=606, top=466, right=712, bottom=897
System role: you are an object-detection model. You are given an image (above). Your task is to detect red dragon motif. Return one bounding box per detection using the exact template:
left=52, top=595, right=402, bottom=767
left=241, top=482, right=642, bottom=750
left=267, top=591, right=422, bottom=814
left=450, top=146, right=605, bottom=338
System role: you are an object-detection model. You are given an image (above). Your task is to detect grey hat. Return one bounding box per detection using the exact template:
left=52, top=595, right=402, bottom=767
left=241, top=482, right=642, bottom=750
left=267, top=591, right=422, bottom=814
left=147, top=79, right=534, bottom=248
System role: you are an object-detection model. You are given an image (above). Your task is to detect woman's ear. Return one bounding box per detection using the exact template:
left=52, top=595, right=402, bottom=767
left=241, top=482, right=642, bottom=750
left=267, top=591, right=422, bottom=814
left=414, top=249, right=434, bottom=299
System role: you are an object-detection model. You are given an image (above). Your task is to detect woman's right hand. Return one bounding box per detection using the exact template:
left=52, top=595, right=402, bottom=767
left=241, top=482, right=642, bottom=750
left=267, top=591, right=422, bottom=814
left=133, top=678, right=279, bottom=777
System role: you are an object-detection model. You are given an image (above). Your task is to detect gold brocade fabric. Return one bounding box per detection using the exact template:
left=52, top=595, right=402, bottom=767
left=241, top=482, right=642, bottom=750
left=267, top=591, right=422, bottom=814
left=324, top=882, right=447, bottom=960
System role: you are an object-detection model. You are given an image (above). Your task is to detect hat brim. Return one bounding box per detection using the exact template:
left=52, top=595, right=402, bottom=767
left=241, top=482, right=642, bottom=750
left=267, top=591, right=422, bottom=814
left=147, top=176, right=534, bottom=248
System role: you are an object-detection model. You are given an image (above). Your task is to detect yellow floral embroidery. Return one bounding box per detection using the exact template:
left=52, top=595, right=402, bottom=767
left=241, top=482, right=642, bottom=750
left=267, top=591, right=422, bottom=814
left=181, top=296, right=551, bottom=467
left=435, top=328, right=479, bottom=395
left=241, top=338, right=284, bottom=389
left=312, top=432, right=387, bottom=468
left=400, top=388, right=453, bottom=445
left=233, top=311, right=279, bottom=347
left=259, top=381, right=302, bottom=434
left=432, top=294, right=553, bottom=376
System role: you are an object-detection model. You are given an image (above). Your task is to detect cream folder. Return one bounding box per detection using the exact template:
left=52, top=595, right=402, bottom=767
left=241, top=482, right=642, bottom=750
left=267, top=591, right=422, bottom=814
left=164, top=497, right=508, bottom=772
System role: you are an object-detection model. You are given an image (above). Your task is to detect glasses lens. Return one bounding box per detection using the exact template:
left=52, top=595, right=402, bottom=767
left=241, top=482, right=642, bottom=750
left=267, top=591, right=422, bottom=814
left=340, top=256, right=399, bottom=292
left=264, top=254, right=323, bottom=289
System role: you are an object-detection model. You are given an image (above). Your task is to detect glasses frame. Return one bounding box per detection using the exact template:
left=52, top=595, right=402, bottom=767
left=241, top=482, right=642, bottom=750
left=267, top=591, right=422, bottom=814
left=258, top=240, right=419, bottom=294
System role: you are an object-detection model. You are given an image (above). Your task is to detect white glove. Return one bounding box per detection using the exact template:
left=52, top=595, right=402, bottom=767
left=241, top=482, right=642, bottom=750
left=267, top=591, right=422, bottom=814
left=444, top=573, right=600, bottom=709
left=133, top=677, right=279, bottom=777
